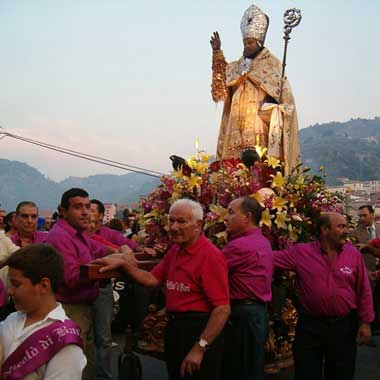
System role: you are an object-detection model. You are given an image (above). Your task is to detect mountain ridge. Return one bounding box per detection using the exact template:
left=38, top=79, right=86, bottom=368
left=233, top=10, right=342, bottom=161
left=1, top=116, right=380, bottom=210
left=0, top=160, right=160, bottom=210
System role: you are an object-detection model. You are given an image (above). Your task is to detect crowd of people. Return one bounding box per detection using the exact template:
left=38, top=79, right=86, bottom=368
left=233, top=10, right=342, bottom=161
left=0, top=188, right=152, bottom=380
left=0, top=188, right=378, bottom=380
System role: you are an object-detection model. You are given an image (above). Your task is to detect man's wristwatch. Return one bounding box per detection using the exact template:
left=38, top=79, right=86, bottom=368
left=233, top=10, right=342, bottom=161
left=198, top=338, right=209, bottom=350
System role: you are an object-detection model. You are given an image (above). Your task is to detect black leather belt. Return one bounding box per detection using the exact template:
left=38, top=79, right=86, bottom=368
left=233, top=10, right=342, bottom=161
left=168, top=311, right=210, bottom=320
left=230, top=298, right=264, bottom=306
left=301, top=310, right=357, bottom=324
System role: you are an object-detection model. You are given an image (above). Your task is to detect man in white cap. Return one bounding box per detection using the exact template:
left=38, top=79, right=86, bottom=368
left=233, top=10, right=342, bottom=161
left=210, top=4, right=300, bottom=174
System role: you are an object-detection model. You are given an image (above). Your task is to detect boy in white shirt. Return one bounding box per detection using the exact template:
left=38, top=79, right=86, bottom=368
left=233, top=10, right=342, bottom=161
left=0, top=244, right=86, bottom=380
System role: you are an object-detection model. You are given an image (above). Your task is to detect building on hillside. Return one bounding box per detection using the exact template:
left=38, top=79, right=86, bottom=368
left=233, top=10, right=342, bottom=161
left=103, top=203, right=117, bottom=224
left=343, top=180, right=380, bottom=192
left=330, top=179, right=380, bottom=217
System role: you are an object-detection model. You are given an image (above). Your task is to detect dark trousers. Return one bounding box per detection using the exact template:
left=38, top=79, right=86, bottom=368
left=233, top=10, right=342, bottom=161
left=372, top=281, right=380, bottom=329
left=293, top=311, right=358, bottom=380
left=222, top=302, right=268, bottom=380
left=165, top=313, right=224, bottom=380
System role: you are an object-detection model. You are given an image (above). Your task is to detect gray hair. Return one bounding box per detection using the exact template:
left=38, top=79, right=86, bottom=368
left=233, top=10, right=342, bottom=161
left=169, top=199, right=203, bottom=222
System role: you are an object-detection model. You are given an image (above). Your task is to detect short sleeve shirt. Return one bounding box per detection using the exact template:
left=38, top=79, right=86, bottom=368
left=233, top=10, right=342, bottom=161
left=151, top=234, right=229, bottom=312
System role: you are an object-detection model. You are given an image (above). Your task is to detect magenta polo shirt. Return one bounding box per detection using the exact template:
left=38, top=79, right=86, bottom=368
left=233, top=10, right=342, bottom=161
left=223, top=228, right=273, bottom=303
left=274, top=241, right=374, bottom=323
left=46, top=219, right=108, bottom=304
left=96, top=226, right=137, bottom=250
left=11, top=231, right=47, bottom=246
left=151, top=234, right=230, bottom=313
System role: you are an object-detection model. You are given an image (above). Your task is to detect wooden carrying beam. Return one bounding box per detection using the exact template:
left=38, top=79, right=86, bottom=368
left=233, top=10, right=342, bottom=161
left=80, top=259, right=160, bottom=281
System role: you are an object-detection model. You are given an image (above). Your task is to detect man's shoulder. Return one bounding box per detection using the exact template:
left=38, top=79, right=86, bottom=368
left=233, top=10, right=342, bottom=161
left=189, top=236, right=224, bottom=263
left=36, top=230, right=48, bottom=236
left=46, top=223, right=68, bottom=240
left=227, top=230, right=270, bottom=248
left=46, top=222, right=77, bottom=249
left=351, top=225, right=367, bottom=241
left=199, top=235, right=222, bottom=253
left=35, top=230, right=48, bottom=241
left=290, top=241, right=317, bottom=254
left=0, top=310, right=23, bottom=331
left=99, top=225, right=113, bottom=234
left=342, top=241, right=361, bottom=255
left=353, top=224, right=365, bottom=232
left=98, top=226, right=123, bottom=241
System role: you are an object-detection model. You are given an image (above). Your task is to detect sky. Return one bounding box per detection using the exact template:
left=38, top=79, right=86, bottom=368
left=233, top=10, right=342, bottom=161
left=0, top=0, right=379, bottom=181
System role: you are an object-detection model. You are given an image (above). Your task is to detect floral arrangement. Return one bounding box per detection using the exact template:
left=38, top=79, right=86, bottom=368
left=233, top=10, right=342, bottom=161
left=139, top=144, right=343, bottom=252
left=138, top=145, right=345, bottom=367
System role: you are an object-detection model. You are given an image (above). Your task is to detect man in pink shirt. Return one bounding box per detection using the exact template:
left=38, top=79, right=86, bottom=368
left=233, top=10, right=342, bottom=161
left=94, top=199, right=230, bottom=380
left=11, top=201, right=47, bottom=247
left=89, top=199, right=136, bottom=380
left=222, top=197, right=273, bottom=380
left=46, top=188, right=111, bottom=380
left=90, top=199, right=138, bottom=251
left=274, top=212, right=373, bottom=380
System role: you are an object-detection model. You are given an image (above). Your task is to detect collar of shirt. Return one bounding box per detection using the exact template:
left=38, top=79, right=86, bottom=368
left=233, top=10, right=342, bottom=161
left=55, top=218, right=88, bottom=240
left=95, top=225, right=105, bottom=235
left=11, top=233, right=22, bottom=246
left=178, top=233, right=207, bottom=255
left=318, top=240, right=344, bottom=255
left=11, top=231, right=43, bottom=245
left=228, top=227, right=261, bottom=242
left=15, top=303, right=67, bottom=340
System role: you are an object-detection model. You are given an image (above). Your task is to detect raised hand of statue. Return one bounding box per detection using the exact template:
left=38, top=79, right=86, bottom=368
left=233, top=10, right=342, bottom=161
left=210, top=31, right=221, bottom=51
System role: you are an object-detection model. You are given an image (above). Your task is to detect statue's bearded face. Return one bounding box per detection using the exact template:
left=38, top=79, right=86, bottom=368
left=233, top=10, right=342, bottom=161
left=243, top=37, right=261, bottom=58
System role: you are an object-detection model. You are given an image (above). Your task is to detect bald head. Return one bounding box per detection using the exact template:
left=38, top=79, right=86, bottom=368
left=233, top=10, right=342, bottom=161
left=315, top=212, right=348, bottom=247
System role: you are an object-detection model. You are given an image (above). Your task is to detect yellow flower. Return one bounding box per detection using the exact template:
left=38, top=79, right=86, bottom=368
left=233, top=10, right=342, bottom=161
left=209, top=204, right=228, bottom=222
left=172, top=183, right=184, bottom=199
left=143, top=210, right=160, bottom=219
left=288, top=224, right=299, bottom=241
left=295, top=176, right=304, bottom=186
left=266, top=156, right=281, bottom=168
left=184, top=174, right=202, bottom=189
left=199, top=152, right=210, bottom=163
left=252, top=192, right=265, bottom=207
left=273, top=196, right=288, bottom=211
left=186, top=154, right=209, bottom=175
left=162, top=214, right=170, bottom=232
left=288, top=194, right=300, bottom=206
left=260, top=208, right=272, bottom=228
left=254, top=136, right=267, bottom=158
left=254, top=145, right=267, bottom=159
left=271, top=172, right=285, bottom=188
left=275, top=212, right=288, bottom=230
left=194, top=161, right=209, bottom=175
left=172, top=169, right=184, bottom=179
left=187, top=156, right=197, bottom=169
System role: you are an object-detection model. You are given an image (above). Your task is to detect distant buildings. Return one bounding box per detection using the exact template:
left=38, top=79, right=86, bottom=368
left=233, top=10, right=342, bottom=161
left=103, top=203, right=117, bottom=223
left=327, top=179, right=380, bottom=216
